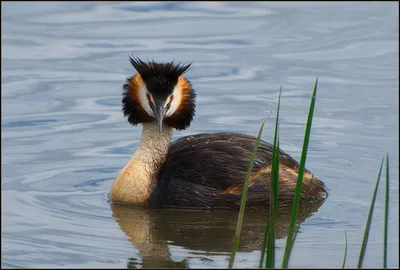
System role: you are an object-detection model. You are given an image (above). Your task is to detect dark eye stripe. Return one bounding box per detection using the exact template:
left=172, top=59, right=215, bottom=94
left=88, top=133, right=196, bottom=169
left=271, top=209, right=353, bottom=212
left=149, top=101, right=155, bottom=111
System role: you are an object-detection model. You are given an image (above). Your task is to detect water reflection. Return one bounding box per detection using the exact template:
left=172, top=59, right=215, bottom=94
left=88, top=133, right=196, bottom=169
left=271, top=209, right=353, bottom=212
left=111, top=200, right=325, bottom=268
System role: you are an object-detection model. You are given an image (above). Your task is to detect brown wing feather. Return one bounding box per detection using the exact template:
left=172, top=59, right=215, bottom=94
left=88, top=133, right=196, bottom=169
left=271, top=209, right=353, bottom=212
left=152, top=132, right=326, bottom=208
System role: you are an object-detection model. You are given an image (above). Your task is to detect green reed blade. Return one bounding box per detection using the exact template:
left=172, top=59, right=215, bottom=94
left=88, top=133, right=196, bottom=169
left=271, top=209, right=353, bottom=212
left=266, top=86, right=282, bottom=268
left=272, top=86, right=282, bottom=213
left=282, top=78, right=318, bottom=268
left=259, top=218, right=270, bottom=268
left=267, top=131, right=280, bottom=268
left=266, top=129, right=279, bottom=268
left=342, top=231, right=348, bottom=268
left=357, top=157, right=384, bottom=268
left=228, top=115, right=270, bottom=269
left=288, top=226, right=299, bottom=260
left=384, top=153, right=389, bottom=269
left=266, top=218, right=274, bottom=268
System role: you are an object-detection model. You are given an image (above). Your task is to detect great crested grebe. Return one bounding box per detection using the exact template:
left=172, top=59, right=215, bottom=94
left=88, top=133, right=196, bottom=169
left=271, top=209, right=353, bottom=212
left=110, top=57, right=327, bottom=209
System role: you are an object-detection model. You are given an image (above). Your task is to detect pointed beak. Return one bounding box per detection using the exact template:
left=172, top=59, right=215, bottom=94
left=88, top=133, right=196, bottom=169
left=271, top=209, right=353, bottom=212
left=152, top=100, right=166, bottom=133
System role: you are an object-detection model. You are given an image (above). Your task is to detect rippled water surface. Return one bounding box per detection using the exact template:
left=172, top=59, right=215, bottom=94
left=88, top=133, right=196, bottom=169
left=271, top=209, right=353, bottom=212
left=2, top=2, right=399, bottom=268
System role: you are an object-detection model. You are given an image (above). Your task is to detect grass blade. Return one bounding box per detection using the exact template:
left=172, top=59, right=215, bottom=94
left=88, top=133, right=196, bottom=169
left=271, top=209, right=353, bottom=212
left=266, top=132, right=280, bottom=268
left=342, top=231, right=348, bottom=268
left=357, top=157, right=384, bottom=268
left=282, top=224, right=300, bottom=266
left=288, top=226, right=299, bottom=259
left=282, top=78, right=318, bottom=268
left=266, top=87, right=282, bottom=268
left=259, top=219, right=270, bottom=268
left=265, top=217, right=273, bottom=268
left=383, top=153, right=389, bottom=268
left=228, top=114, right=270, bottom=268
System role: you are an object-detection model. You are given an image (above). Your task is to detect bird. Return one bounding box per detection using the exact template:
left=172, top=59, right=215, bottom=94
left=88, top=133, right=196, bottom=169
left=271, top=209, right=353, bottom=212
left=109, top=57, right=327, bottom=209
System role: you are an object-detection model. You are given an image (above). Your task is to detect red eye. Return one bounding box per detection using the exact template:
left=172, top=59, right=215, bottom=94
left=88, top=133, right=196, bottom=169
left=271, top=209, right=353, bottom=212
left=169, top=95, right=174, bottom=103
left=146, top=93, right=151, bottom=101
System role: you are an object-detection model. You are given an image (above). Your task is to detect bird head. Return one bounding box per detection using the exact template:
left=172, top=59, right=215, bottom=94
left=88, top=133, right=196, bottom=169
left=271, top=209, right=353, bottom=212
left=122, top=56, right=196, bottom=132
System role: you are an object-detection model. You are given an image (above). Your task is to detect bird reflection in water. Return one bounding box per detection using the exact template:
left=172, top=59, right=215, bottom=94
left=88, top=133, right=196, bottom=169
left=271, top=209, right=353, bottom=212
left=111, top=199, right=325, bottom=268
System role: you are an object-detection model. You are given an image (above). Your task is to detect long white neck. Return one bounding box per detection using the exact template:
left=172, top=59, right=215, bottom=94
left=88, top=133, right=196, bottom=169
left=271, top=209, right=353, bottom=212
left=110, top=122, right=173, bottom=204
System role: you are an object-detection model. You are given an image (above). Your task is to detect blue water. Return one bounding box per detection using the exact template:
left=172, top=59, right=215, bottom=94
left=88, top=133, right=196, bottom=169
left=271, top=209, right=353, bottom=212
left=2, top=2, right=398, bottom=268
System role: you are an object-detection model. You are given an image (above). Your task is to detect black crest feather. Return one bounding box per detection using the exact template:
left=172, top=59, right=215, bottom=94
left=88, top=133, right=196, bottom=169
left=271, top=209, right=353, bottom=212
left=129, top=56, right=192, bottom=80
left=128, top=56, right=192, bottom=99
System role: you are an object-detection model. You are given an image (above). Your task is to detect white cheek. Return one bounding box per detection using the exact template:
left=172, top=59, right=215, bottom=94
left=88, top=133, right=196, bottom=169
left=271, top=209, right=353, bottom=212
left=138, top=84, right=155, bottom=117
left=165, top=85, right=182, bottom=117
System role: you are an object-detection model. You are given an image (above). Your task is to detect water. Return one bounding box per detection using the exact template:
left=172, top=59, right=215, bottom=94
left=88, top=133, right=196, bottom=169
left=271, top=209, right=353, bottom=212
left=1, top=1, right=398, bottom=268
